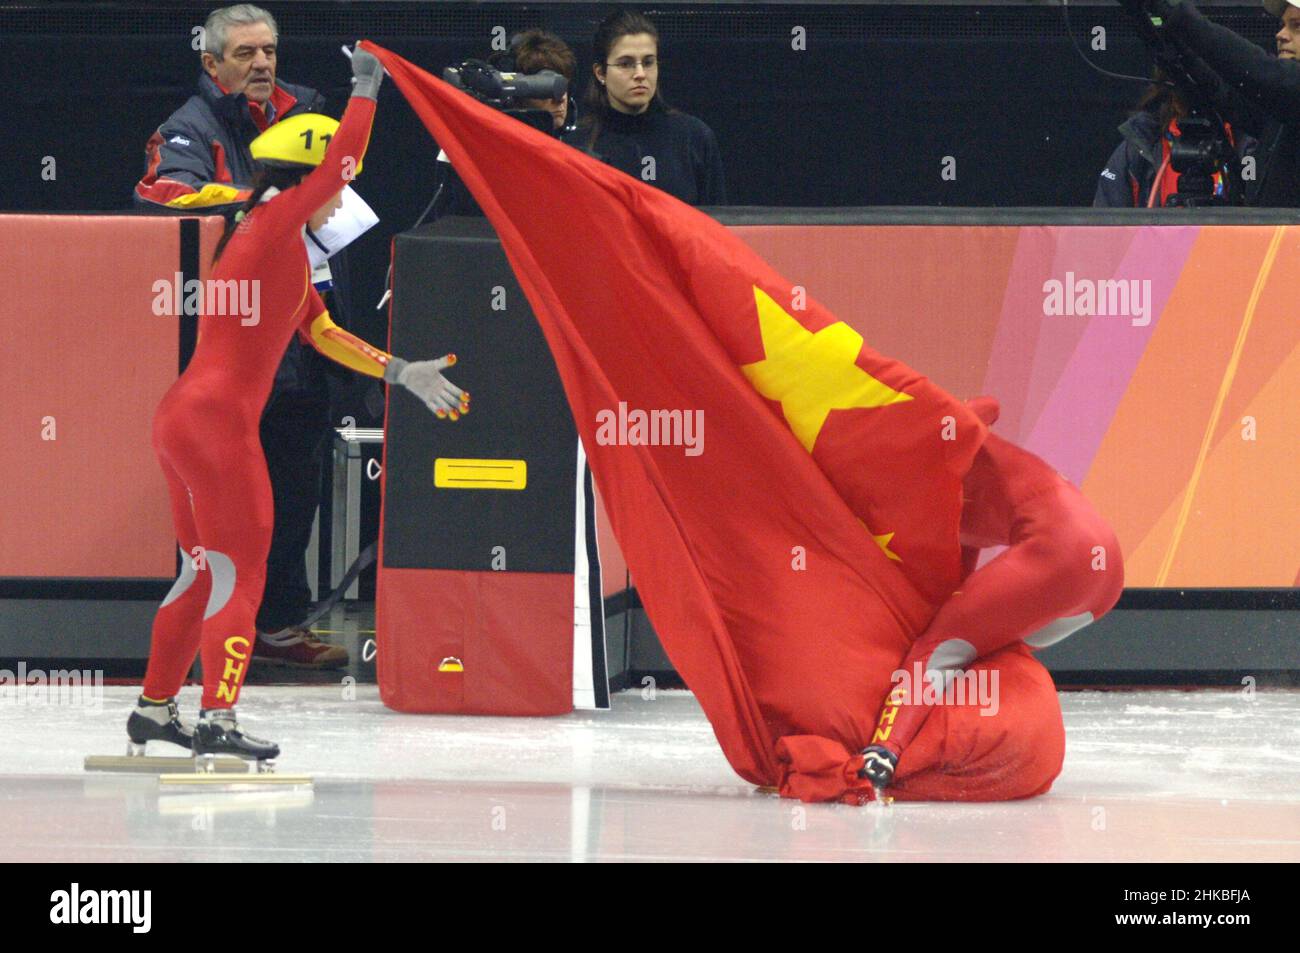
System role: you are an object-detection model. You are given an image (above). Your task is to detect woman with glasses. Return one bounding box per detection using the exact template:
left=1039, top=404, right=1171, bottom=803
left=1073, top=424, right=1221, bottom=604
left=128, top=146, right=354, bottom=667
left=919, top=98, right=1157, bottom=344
left=574, top=10, right=726, bottom=206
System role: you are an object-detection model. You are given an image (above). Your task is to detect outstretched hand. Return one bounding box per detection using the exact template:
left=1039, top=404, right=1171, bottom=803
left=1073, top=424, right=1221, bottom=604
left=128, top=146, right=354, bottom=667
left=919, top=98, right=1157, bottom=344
left=385, top=355, right=470, bottom=421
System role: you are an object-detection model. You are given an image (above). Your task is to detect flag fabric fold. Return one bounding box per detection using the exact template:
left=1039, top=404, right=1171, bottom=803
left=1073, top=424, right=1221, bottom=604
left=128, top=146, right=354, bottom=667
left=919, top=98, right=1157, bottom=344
left=775, top=736, right=877, bottom=805
left=365, top=42, right=1065, bottom=801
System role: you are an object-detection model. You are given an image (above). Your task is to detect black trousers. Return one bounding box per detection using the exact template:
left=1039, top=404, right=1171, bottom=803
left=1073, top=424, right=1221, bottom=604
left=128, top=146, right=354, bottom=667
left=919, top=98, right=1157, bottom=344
left=255, top=387, right=331, bottom=633
left=253, top=260, right=370, bottom=632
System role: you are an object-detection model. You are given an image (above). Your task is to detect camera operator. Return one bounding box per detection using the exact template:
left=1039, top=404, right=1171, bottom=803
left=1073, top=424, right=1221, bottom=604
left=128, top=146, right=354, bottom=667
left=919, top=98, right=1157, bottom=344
left=440, top=30, right=578, bottom=217
left=1118, top=0, right=1300, bottom=206
left=1094, top=68, right=1256, bottom=207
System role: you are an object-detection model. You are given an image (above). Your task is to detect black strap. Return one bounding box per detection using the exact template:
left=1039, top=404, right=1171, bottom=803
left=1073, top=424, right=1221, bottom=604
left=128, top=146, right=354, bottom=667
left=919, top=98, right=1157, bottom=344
left=299, top=541, right=377, bottom=628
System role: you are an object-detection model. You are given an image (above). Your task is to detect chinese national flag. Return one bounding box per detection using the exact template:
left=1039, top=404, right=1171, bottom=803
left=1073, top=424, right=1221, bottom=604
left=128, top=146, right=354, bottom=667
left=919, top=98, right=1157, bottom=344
left=365, top=44, right=1061, bottom=802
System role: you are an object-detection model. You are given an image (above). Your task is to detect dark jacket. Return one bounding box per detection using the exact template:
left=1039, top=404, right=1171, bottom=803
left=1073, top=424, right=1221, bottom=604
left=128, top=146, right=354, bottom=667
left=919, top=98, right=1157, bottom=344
left=440, top=108, right=567, bottom=218
left=134, top=74, right=343, bottom=397
left=1163, top=2, right=1300, bottom=207
left=567, top=99, right=727, bottom=206
left=135, top=73, right=324, bottom=212
left=1093, top=110, right=1257, bottom=207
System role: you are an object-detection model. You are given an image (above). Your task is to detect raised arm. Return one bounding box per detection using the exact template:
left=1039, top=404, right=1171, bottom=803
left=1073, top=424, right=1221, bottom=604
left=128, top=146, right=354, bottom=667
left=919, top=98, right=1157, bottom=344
left=1178, top=40, right=1269, bottom=136
left=1162, top=2, right=1300, bottom=123
left=271, top=49, right=383, bottom=228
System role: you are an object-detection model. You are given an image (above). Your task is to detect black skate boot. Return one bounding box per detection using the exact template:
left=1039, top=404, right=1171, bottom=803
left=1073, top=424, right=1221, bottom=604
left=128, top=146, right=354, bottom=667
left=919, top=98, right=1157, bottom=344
left=193, top=708, right=280, bottom=773
left=858, top=745, right=899, bottom=790
left=126, top=695, right=193, bottom=755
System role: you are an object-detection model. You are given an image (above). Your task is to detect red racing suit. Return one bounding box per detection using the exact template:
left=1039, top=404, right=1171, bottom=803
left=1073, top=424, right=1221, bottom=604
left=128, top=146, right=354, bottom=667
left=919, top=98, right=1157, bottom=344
left=141, top=93, right=389, bottom=709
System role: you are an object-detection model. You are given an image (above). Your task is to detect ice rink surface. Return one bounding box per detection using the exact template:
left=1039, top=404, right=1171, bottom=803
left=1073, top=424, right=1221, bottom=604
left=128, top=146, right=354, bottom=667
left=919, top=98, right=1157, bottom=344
left=1, top=686, right=1297, bottom=862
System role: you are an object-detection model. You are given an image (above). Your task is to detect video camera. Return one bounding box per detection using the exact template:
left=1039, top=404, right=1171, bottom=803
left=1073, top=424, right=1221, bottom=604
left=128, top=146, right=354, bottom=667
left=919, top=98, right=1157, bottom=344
left=1117, top=1, right=1243, bottom=206
left=442, top=59, right=570, bottom=135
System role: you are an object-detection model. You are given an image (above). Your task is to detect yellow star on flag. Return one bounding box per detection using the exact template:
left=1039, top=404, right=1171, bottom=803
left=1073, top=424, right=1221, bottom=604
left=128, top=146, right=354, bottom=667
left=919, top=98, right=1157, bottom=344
left=855, top=518, right=902, bottom=562
left=871, top=530, right=902, bottom=563
left=740, top=285, right=912, bottom=453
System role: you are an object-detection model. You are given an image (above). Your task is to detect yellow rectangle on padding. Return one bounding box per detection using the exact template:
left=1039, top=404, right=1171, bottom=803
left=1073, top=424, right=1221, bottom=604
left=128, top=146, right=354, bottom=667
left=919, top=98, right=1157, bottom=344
left=434, top=458, right=527, bottom=490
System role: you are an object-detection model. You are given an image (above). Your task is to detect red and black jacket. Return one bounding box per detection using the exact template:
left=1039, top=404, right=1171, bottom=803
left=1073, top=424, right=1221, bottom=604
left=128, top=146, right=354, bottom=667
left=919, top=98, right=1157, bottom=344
left=134, top=73, right=324, bottom=212
left=1093, top=110, right=1256, bottom=208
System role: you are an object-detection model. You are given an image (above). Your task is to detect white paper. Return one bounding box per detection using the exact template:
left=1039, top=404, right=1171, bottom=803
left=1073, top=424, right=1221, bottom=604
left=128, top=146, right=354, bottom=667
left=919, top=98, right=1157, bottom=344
left=303, top=185, right=380, bottom=270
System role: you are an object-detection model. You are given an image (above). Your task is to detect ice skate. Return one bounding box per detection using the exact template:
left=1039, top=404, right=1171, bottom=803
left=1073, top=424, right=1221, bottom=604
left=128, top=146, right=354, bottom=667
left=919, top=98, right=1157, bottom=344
left=125, top=694, right=192, bottom=754
left=84, top=697, right=246, bottom=774
left=858, top=745, right=899, bottom=790
left=193, top=708, right=281, bottom=773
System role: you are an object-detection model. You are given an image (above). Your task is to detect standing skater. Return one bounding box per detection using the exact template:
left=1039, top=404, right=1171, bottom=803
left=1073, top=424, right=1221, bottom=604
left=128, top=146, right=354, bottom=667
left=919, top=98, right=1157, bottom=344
left=859, top=398, right=1125, bottom=790
left=134, top=4, right=366, bottom=670
left=128, top=48, right=469, bottom=766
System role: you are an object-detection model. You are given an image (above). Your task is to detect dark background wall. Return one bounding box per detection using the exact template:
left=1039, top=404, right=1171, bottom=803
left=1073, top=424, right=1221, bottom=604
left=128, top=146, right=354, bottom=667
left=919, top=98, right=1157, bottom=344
left=0, top=1, right=1282, bottom=359
left=1, top=2, right=1293, bottom=665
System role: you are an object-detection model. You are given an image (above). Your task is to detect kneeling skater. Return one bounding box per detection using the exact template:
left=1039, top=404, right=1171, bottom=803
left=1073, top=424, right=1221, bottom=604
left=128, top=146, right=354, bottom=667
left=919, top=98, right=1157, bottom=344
left=860, top=398, right=1124, bottom=789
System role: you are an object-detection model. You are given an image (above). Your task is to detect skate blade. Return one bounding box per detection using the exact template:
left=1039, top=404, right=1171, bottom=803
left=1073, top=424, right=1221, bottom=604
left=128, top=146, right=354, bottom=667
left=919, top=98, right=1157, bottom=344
left=158, top=772, right=313, bottom=791
left=84, top=755, right=249, bottom=774
left=157, top=789, right=315, bottom=813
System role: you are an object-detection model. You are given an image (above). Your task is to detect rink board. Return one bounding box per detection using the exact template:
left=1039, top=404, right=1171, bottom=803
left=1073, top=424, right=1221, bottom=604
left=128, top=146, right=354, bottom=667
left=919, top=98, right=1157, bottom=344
left=377, top=219, right=609, bottom=714
left=0, top=210, right=1296, bottom=678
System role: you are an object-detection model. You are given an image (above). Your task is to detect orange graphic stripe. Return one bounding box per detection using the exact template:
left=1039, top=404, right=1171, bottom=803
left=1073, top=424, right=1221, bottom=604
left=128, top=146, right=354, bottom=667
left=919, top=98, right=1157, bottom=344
left=1155, top=225, right=1285, bottom=584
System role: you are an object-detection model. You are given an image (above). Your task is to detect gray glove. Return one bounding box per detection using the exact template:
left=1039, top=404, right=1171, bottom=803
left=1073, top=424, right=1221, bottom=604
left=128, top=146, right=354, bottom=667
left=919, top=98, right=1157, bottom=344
left=351, top=46, right=384, bottom=100
left=384, top=354, right=470, bottom=420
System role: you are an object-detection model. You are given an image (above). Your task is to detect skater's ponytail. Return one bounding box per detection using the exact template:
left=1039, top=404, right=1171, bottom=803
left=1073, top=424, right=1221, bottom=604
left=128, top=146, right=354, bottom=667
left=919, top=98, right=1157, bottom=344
left=213, top=166, right=306, bottom=266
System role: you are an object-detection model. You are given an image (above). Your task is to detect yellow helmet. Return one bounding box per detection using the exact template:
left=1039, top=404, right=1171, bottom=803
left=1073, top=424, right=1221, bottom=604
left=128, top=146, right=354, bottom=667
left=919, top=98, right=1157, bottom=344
left=249, top=113, right=362, bottom=174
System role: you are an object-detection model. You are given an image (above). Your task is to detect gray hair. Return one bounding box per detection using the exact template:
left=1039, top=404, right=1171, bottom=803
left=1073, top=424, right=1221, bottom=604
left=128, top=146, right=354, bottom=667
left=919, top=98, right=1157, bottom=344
left=203, top=4, right=279, bottom=60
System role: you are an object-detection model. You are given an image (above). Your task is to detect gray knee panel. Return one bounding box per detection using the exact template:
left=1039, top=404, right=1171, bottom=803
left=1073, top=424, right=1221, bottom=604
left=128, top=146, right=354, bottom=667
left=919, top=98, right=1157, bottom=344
left=925, top=638, right=977, bottom=693
left=1024, top=611, right=1095, bottom=649
left=159, top=547, right=198, bottom=608
left=202, top=550, right=238, bottom=621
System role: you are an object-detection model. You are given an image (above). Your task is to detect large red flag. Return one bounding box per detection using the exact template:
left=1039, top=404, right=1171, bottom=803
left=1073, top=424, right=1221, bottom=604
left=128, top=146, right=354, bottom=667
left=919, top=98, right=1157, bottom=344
left=366, top=43, right=1064, bottom=801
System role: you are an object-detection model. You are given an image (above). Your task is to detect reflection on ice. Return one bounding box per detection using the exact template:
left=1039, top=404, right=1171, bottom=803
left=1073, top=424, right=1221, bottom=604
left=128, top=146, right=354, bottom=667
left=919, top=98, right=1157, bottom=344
left=0, top=686, right=1296, bottom=862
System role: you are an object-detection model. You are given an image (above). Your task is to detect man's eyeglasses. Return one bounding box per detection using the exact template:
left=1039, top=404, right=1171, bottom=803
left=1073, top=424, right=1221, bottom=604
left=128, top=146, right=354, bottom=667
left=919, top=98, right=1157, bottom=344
left=605, top=56, right=658, bottom=72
